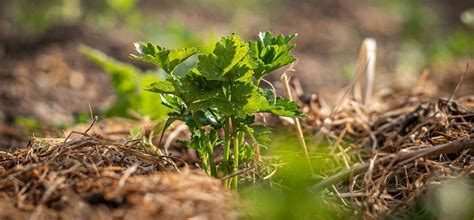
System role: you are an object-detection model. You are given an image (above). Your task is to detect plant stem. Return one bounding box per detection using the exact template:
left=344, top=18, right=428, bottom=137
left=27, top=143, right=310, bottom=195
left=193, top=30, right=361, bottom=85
left=231, top=131, right=240, bottom=189
left=200, top=152, right=210, bottom=175
left=223, top=118, right=231, bottom=171
left=206, top=140, right=217, bottom=177
left=192, top=111, right=217, bottom=177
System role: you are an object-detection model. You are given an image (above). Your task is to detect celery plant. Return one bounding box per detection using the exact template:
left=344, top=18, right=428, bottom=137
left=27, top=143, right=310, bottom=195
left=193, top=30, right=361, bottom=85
left=132, top=32, right=302, bottom=189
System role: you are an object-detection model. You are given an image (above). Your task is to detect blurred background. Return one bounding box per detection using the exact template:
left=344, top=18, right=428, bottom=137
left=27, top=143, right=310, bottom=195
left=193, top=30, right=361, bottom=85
left=0, top=0, right=473, bottom=127
left=0, top=1, right=473, bottom=218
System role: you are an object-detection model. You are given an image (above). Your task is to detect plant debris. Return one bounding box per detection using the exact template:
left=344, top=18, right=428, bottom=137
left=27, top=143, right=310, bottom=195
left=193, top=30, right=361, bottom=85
left=0, top=124, right=237, bottom=220
left=297, top=76, right=474, bottom=218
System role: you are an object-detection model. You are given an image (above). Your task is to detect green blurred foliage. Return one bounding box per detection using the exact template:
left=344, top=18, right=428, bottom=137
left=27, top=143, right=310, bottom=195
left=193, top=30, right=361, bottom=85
left=82, top=0, right=142, bottom=29
left=13, top=116, right=46, bottom=137
left=241, top=131, right=353, bottom=219
left=428, top=29, right=474, bottom=63
left=241, top=130, right=474, bottom=219
left=80, top=45, right=169, bottom=120
left=14, top=116, right=41, bottom=130
left=143, top=21, right=217, bottom=53
left=378, top=0, right=473, bottom=67
left=180, top=0, right=280, bottom=17
left=7, top=0, right=76, bottom=35
left=4, top=0, right=215, bottom=50
left=4, top=0, right=140, bottom=35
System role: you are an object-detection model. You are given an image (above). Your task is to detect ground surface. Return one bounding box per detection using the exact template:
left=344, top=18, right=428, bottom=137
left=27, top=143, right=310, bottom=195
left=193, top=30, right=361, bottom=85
left=0, top=0, right=473, bottom=219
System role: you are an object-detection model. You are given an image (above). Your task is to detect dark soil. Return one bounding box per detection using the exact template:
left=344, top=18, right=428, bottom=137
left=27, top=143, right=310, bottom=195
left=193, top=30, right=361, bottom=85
left=0, top=25, right=133, bottom=126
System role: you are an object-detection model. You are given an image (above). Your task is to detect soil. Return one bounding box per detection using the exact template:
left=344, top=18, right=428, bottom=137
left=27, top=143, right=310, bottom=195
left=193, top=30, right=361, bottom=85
left=1, top=25, right=129, bottom=126
left=1, top=0, right=472, bottom=126
left=0, top=0, right=472, bottom=218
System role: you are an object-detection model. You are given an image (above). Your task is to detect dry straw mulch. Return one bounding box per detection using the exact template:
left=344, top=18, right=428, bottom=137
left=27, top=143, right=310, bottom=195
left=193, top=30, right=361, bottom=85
left=297, top=73, right=474, bottom=218
left=0, top=123, right=237, bottom=220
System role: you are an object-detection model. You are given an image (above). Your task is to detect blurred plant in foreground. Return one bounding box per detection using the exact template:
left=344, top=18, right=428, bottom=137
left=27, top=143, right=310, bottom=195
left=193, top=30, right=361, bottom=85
left=241, top=131, right=353, bottom=219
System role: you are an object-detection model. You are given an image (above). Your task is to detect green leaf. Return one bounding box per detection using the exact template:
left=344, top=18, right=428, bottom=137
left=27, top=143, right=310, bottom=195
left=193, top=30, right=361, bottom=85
left=241, top=88, right=302, bottom=117
left=195, top=35, right=255, bottom=81
left=194, top=110, right=222, bottom=129
left=235, top=115, right=256, bottom=127
left=263, top=97, right=303, bottom=117
left=259, top=32, right=297, bottom=46
left=263, top=88, right=276, bottom=104
left=121, top=33, right=304, bottom=185
left=252, top=125, right=272, bottom=148
left=179, top=73, right=222, bottom=105
left=239, top=142, right=255, bottom=163
left=160, top=94, right=185, bottom=113
left=213, top=35, right=249, bottom=74
left=243, top=124, right=271, bottom=148
left=249, top=32, right=297, bottom=80
left=240, top=87, right=268, bottom=115
left=188, top=82, right=255, bottom=117
left=145, top=80, right=176, bottom=94
left=131, top=42, right=198, bottom=74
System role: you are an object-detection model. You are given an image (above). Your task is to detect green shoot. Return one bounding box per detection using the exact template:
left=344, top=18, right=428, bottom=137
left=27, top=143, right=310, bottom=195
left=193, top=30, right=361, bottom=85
left=131, top=32, right=302, bottom=189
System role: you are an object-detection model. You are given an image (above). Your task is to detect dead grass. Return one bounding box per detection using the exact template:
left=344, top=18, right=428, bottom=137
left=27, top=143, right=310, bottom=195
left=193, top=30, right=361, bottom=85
left=293, top=68, right=474, bottom=218
left=0, top=123, right=237, bottom=220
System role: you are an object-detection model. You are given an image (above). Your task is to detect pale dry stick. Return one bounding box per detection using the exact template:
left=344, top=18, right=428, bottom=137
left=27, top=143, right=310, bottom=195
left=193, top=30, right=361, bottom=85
left=334, top=130, right=351, bottom=169
left=105, top=163, right=139, bottom=199
left=336, top=145, right=351, bottom=168
left=164, top=123, right=188, bottom=152
left=338, top=192, right=367, bottom=197
left=448, top=63, right=469, bottom=102
left=331, top=127, right=347, bottom=154
left=85, top=105, right=97, bottom=134
left=281, top=71, right=314, bottom=174
left=312, top=135, right=474, bottom=191
left=365, top=154, right=378, bottom=185
left=349, top=101, right=378, bottom=150
left=254, top=142, right=262, bottom=162
left=313, top=39, right=375, bottom=140
left=353, top=38, right=376, bottom=105
left=51, top=114, right=98, bottom=163
left=411, top=69, right=431, bottom=95
left=332, top=184, right=349, bottom=206
left=118, top=163, right=139, bottom=187
left=364, top=39, right=376, bottom=105
left=263, top=167, right=279, bottom=180
left=220, top=166, right=255, bottom=180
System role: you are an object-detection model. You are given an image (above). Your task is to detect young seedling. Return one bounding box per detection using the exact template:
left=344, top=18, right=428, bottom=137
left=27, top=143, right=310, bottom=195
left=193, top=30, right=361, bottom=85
left=132, top=32, right=303, bottom=189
